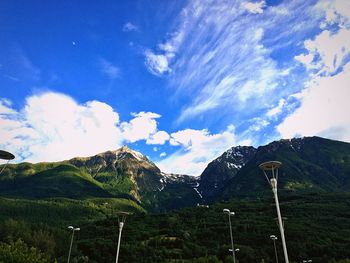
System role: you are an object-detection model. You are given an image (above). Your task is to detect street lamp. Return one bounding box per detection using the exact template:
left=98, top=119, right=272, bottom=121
left=115, top=212, right=130, bottom=263
left=270, top=235, right=278, bottom=263
left=67, top=226, right=80, bottom=263
left=302, top=260, right=312, bottom=263
left=223, top=208, right=236, bottom=263
left=259, top=161, right=289, bottom=263
left=0, top=150, right=15, bottom=175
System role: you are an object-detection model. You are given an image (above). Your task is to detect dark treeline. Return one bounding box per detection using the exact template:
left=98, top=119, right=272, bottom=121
left=0, top=193, right=350, bottom=262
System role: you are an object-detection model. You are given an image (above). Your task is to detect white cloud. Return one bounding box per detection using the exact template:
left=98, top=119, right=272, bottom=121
left=252, top=119, right=270, bottom=132
left=122, top=22, right=138, bottom=32
left=163, top=0, right=301, bottom=123
left=267, top=98, right=286, bottom=117
left=159, top=152, right=166, bottom=158
left=142, top=0, right=324, bottom=129
left=121, top=112, right=161, bottom=143
left=317, top=0, right=350, bottom=27
left=146, top=130, right=170, bottom=145
left=99, top=58, right=120, bottom=79
left=294, top=53, right=316, bottom=70
left=296, top=28, right=350, bottom=75
left=157, top=126, right=242, bottom=176
left=144, top=50, right=171, bottom=76
left=144, top=31, right=183, bottom=76
left=0, top=92, right=123, bottom=162
left=281, top=2, right=350, bottom=143
left=0, top=99, right=16, bottom=114
left=241, top=1, right=266, bottom=14
left=0, top=92, right=171, bottom=163
left=278, top=63, right=350, bottom=142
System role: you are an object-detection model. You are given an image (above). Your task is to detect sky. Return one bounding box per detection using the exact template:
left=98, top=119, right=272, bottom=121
left=0, top=0, right=349, bottom=176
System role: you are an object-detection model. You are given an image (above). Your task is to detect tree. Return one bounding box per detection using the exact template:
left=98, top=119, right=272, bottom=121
left=0, top=239, right=51, bottom=263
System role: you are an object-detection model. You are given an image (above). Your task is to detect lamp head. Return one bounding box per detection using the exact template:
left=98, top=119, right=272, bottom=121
left=68, top=226, right=74, bottom=230
left=0, top=150, right=15, bottom=160
left=270, top=235, right=277, bottom=240
left=259, top=161, right=282, bottom=171
left=223, top=208, right=230, bottom=214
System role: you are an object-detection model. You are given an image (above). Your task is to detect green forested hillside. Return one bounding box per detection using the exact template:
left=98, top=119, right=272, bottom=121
left=0, top=196, right=144, bottom=262
left=221, top=137, right=350, bottom=198
left=0, top=193, right=349, bottom=262
left=0, top=164, right=112, bottom=198
left=75, top=192, right=350, bottom=263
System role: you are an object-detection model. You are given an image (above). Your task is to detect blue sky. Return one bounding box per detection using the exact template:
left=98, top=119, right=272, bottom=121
left=1, top=0, right=349, bottom=175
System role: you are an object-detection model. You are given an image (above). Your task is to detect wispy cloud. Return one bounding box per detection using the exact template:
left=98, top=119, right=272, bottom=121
left=278, top=0, right=350, bottom=142
left=123, top=22, right=138, bottom=32
left=1, top=45, right=40, bottom=82
left=267, top=98, right=286, bottom=118
left=144, top=50, right=171, bottom=76
left=99, top=58, right=120, bottom=79
left=145, top=0, right=322, bottom=129
left=241, top=1, right=266, bottom=14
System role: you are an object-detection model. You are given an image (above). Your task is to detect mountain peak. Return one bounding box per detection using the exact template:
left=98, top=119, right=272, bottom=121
left=112, top=145, right=147, bottom=162
left=198, top=145, right=257, bottom=200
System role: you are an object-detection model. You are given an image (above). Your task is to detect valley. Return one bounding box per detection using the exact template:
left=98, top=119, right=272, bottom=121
left=0, top=136, right=350, bottom=262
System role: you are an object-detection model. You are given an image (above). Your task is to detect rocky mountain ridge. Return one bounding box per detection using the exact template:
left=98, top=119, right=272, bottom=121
left=1, top=136, right=350, bottom=211
left=198, top=146, right=257, bottom=200
left=201, top=136, right=350, bottom=200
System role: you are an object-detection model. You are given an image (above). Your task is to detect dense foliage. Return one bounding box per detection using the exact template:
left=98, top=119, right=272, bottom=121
left=0, top=193, right=349, bottom=262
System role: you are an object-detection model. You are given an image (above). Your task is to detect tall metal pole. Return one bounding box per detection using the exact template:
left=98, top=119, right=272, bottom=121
left=67, top=230, right=75, bottom=263
left=271, top=236, right=278, bottom=263
left=227, top=213, right=236, bottom=263
left=271, top=178, right=289, bottom=263
left=115, top=221, right=124, bottom=263
left=0, top=150, right=15, bottom=175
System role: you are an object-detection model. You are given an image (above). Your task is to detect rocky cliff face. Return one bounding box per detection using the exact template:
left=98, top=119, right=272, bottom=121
left=198, top=137, right=350, bottom=201
left=1, top=137, right=349, bottom=210
left=198, top=146, right=257, bottom=200
left=69, top=146, right=163, bottom=201
left=220, top=136, right=350, bottom=198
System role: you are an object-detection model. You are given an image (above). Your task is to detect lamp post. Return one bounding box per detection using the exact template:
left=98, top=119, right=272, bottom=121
left=115, top=212, right=129, bottom=263
left=270, top=235, right=278, bottom=263
left=67, top=226, right=80, bottom=263
left=223, top=208, right=236, bottom=263
left=259, top=161, right=289, bottom=263
left=302, top=260, right=312, bottom=263
left=0, top=150, right=15, bottom=175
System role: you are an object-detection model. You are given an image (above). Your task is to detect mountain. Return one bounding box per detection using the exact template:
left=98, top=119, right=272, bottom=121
left=155, top=173, right=201, bottom=211
left=1, top=136, right=350, bottom=210
left=0, top=146, right=201, bottom=211
left=68, top=146, right=163, bottom=201
left=198, top=136, right=350, bottom=200
left=198, top=146, right=256, bottom=201
left=0, top=163, right=111, bottom=198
